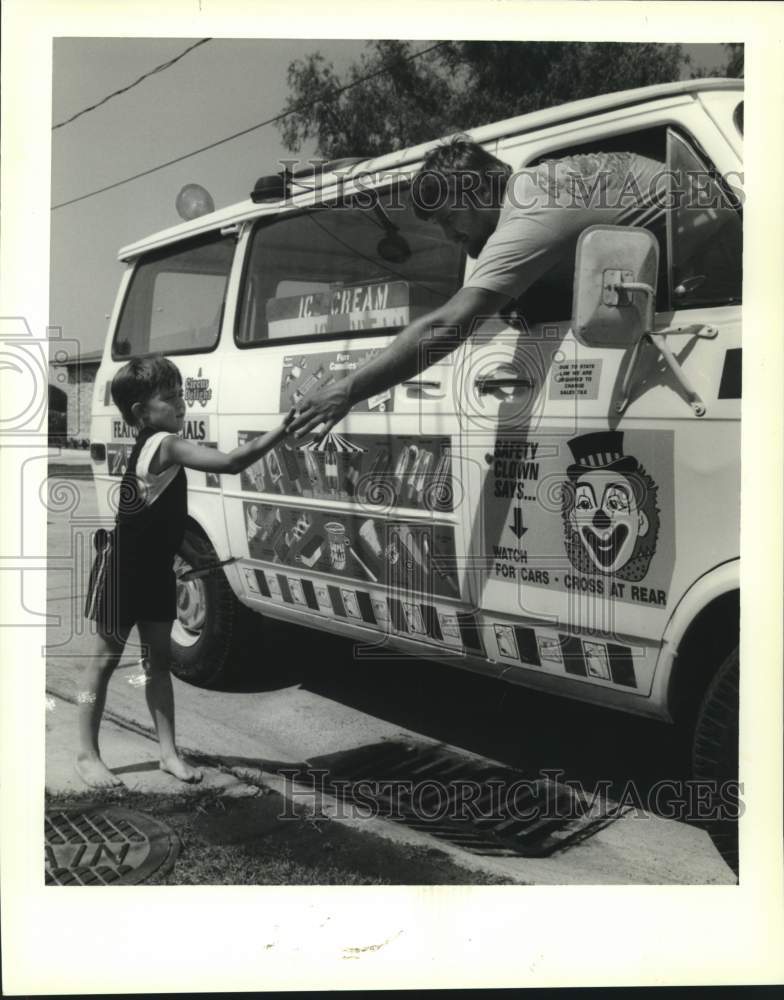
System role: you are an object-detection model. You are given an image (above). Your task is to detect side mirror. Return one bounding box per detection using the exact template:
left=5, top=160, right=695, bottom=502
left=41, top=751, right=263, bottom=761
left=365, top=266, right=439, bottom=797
left=572, top=226, right=659, bottom=348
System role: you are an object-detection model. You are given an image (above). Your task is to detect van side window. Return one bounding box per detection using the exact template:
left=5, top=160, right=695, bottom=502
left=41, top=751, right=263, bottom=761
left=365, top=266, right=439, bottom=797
left=236, top=186, right=462, bottom=346
left=667, top=129, right=742, bottom=309
left=505, top=128, right=669, bottom=324
left=113, top=233, right=234, bottom=359
left=500, top=125, right=741, bottom=322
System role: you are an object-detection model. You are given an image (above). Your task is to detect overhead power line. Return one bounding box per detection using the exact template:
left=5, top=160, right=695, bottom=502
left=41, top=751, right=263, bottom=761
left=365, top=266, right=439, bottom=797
left=51, top=41, right=450, bottom=211
left=53, top=38, right=212, bottom=130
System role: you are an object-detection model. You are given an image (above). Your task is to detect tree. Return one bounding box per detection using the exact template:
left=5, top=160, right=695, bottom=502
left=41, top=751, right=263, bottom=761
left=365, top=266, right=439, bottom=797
left=723, top=44, right=744, bottom=78
left=688, top=43, right=743, bottom=79
left=277, top=41, right=687, bottom=159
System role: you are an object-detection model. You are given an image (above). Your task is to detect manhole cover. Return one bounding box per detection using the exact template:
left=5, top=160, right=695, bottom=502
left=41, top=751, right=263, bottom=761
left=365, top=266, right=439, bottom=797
left=45, top=806, right=179, bottom=886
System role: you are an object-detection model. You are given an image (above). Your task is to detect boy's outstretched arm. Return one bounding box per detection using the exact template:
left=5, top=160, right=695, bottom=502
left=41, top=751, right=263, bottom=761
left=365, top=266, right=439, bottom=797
left=160, top=411, right=294, bottom=475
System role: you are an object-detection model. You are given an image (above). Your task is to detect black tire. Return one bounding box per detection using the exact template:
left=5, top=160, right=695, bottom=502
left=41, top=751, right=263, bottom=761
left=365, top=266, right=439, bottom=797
left=691, top=646, right=739, bottom=876
left=170, top=527, right=261, bottom=688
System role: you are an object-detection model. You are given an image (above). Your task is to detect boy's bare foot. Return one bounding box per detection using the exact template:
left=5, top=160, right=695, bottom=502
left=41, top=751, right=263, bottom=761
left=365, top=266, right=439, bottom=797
left=75, top=754, right=122, bottom=789
left=160, top=755, right=202, bottom=783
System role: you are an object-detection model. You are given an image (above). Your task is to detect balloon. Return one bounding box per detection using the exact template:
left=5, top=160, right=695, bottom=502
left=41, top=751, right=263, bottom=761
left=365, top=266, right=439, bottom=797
left=175, top=184, right=215, bottom=220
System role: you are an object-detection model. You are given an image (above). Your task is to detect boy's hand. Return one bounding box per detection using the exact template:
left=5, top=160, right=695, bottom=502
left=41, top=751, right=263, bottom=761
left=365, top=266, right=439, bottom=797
left=281, top=407, right=297, bottom=431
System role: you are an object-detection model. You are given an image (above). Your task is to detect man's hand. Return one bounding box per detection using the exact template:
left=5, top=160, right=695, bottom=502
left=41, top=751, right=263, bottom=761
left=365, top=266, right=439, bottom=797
left=290, top=379, right=353, bottom=440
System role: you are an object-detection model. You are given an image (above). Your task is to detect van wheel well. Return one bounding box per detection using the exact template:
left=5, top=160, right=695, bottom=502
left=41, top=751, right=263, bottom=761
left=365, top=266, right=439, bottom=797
left=183, top=515, right=210, bottom=544
left=171, top=520, right=261, bottom=688
left=667, top=589, right=739, bottom=728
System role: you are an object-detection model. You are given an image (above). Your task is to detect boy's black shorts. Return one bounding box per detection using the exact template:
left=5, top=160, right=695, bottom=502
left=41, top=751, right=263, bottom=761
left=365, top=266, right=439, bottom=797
left=84, top=528, right=177, bottom=636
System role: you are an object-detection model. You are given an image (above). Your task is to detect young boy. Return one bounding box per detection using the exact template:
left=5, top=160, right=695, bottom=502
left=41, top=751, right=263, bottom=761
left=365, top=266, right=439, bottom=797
left=78, top=355, right=292, bottom=789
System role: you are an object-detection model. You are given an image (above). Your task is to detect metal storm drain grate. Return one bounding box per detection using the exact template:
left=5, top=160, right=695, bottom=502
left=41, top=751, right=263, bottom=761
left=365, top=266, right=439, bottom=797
left=301, top=742, right=624, bottom=858
left=45, top=806, right=179, bottom=886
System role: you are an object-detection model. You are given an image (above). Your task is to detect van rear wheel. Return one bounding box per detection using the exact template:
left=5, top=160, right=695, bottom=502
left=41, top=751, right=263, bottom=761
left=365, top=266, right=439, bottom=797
left=170, top=528, right=259, bottom=687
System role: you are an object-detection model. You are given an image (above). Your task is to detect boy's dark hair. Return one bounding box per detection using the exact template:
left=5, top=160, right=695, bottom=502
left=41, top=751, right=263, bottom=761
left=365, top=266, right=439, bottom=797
left=411, top=135, right=511, bottom=219
left=111, top=355, right=182, bottom=426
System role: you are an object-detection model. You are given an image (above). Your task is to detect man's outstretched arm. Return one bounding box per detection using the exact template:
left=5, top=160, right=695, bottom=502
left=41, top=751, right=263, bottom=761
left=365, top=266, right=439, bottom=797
left=290, top=285, right=508, bottom=438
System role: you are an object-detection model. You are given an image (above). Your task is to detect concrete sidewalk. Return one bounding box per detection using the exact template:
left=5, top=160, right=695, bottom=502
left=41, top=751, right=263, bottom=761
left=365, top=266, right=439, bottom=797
left=46, top=692, right=267, bottom=799
left=47, top=448, right=92, bottom=466
left=45, top=685, right=735, bottom=885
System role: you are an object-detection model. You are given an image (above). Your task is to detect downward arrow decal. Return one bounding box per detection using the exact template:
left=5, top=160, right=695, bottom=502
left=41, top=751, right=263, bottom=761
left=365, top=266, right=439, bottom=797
left=510, top=507, right=527, bottom=540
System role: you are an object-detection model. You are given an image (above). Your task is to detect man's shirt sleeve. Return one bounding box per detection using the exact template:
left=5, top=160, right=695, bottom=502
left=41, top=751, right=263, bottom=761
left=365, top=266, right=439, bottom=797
left=463, top=155, right=665, bottom=304
left=464, top=213, right=566, bottom=302
left=463, top=173, right=568, bottom=302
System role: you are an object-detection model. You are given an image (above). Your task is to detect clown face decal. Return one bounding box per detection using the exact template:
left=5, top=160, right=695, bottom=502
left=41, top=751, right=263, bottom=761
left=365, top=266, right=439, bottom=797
left=562, top=431, right=660, bottom=582
left=570, top=470, right=649, bottom=574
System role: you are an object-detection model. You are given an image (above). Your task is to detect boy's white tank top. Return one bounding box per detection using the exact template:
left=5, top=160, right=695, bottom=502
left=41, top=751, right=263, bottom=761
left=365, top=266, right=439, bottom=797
left=134, top=431, right=181, bottom=506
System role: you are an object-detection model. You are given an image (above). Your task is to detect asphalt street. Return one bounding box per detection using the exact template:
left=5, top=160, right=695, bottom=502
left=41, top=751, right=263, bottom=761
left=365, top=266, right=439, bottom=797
left=45, top=455, right=735, bottom=884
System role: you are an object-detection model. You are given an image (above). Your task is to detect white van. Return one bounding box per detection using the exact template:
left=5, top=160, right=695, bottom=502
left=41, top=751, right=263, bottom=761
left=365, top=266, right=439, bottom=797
left=90, top=78, right=743, bottom=791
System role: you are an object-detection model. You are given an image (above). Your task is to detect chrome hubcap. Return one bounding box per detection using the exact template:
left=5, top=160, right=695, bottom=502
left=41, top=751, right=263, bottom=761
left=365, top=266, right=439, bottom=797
left=172, top=555, right=207, bottom=647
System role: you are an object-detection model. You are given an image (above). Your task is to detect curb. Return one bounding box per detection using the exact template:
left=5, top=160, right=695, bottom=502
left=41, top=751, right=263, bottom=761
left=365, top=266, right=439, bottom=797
left=45, top=685, right=530, bottom=884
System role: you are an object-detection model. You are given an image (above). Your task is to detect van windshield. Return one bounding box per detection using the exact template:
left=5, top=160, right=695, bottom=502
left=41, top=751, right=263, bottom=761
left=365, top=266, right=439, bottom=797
left=236, top=185, right=464, bottom=344
left=113, top=233, right=235, bottom=359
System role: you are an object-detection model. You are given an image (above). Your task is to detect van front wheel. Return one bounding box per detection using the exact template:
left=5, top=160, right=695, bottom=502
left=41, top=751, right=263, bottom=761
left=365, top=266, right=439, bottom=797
left=691, top=647, right=740, bottom=876
left=170, top=529, right=259, bottom=687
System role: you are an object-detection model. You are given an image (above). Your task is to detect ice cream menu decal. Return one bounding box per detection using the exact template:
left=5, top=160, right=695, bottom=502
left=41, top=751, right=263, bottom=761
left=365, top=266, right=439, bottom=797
left=238, top=429, right=454, bottom=513
left=244, top=501, right=460, bottom=600
left=279, top=348, right=395, bottom=414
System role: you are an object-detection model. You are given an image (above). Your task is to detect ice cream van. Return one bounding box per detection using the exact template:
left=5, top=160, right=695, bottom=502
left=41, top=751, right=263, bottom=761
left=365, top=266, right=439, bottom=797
left=89, top=79, right=743, bottom=804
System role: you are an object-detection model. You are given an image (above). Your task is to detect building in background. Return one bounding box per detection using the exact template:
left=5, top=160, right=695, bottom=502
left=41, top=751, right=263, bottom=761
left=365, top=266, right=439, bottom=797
left=48, top=348, right=102, bottom=445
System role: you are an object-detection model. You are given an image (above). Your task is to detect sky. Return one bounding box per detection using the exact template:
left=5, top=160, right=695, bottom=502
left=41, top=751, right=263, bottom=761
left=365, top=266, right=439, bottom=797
left=50, top=39, right=731, bottom=356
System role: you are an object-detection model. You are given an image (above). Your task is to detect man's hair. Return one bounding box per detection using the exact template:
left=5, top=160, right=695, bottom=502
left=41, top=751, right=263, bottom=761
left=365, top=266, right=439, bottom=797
left=411, top=135, right=511, bottom=219
left=111, top=355, right=182, bottom=426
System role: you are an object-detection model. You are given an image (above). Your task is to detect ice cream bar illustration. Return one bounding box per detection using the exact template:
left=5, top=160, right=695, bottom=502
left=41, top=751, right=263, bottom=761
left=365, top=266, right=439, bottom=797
left=298, top=532, right=324, bottom=568
left=284, top=355, right=308, bottom=387
left=249, top=456, right=267, bottom=492
left=345, top=452, right=364, bottom=498
left=430, top=447, right=452, bottom=508
left=246, top=505, right=261, bottom=541
left=266, top=448, right=283, bottom=490
left=302, top=449, right=323, bottom=491
left=258, top=506, right=282, bottom=542
left=358, top=447, right=390, bottom=504
left=392, top=445, right=417, bottom=497
left=292, top=365, right=324, bottom=403
left=280, top=443, right=303, bottom=494
left=273, top=533, right=293, bottom=563
left=400, top=526, right=429, bottom=571
left=324, top=445, right=339, bottom=493
left=284, top=511, right=311, bottom=548
left=358, top=518, right=383, bottom=559
left=346, top=544, right=378, bottom=582
left=409, top=450, right=433, bottom=504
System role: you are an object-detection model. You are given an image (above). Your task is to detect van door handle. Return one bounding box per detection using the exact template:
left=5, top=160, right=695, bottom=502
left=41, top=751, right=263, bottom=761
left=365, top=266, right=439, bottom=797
left=475, top=375, right=534, bottom=394
left=403, top=378, right=445, bottom=399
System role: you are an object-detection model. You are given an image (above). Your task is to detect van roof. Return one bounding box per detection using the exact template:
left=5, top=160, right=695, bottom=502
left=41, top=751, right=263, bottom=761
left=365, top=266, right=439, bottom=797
left=119, top=77, right=742, bottom=261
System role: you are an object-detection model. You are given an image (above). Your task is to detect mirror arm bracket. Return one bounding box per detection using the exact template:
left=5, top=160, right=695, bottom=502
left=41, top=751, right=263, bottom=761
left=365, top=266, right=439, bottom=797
left=614, top=281, right=707, bottom=418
